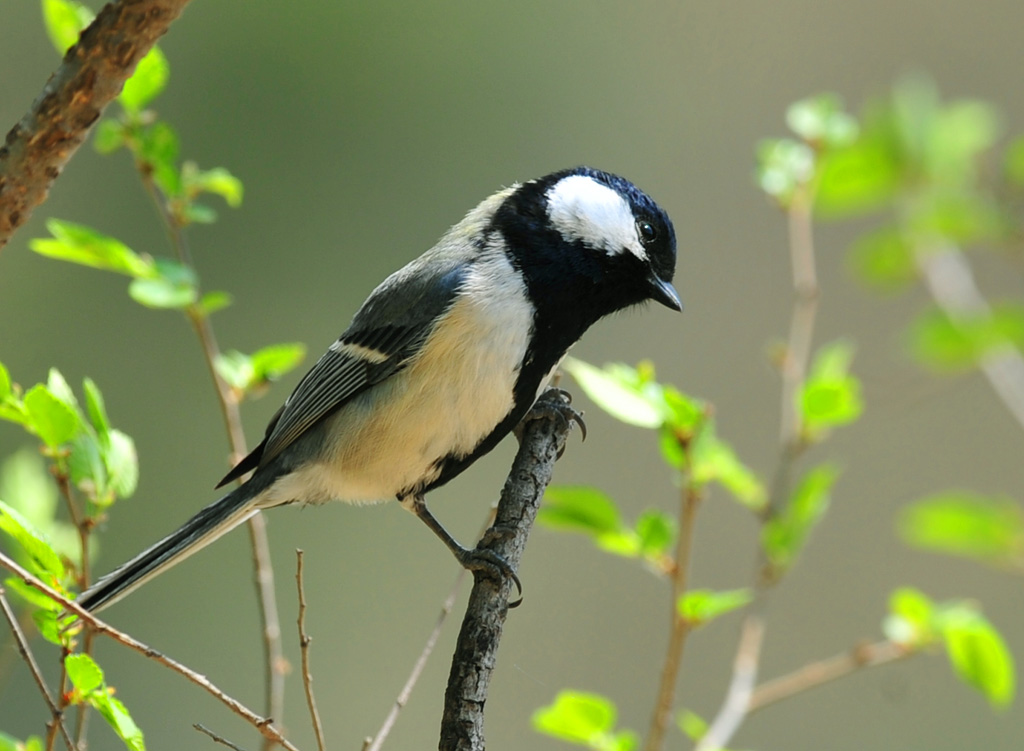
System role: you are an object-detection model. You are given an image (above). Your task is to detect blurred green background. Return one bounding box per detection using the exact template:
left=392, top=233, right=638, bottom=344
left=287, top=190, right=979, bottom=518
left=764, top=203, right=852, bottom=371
left=2, top=1, right=1023, bottom=749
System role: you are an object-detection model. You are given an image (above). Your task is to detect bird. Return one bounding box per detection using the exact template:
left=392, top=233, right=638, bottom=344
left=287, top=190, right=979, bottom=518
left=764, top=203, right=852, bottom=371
left=77, top=166, right=680, bottom=613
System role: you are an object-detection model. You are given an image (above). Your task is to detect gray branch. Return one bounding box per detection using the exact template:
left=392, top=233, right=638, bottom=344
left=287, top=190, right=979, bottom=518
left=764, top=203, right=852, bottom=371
left=439, top=391, right=575, bottom=750
left=0, top=0, right=193, bottom=250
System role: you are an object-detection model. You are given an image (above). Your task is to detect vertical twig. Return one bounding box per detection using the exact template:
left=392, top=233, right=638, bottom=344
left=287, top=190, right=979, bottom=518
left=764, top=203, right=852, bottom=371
left=295, top=550, right=326, bottom=751
left=643, top=481, right=702, bottom=751
left=0, top=590, right=75, bottom=751
left=137, top=171, right=287, bottom=744
left=699, top=183, right=820, bottom=750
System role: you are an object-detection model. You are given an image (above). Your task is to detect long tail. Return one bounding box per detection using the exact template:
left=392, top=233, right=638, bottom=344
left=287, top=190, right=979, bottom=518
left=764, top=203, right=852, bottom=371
left=77, top=484, right=261, bottom=613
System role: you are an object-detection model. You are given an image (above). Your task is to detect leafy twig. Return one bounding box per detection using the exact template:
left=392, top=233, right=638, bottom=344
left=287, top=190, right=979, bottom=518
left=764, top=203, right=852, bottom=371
left=0, top=552, right=300, bottom=751
left=0, top=0, right=194, bottom=250
left=295, top=550, right=326, bottom=751
left=916, top=241, right=1024, bottom=432
left=0, top=589, right=75, bottom=751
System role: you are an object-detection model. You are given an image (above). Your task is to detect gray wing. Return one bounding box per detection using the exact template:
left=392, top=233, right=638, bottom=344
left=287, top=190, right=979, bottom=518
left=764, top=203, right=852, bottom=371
left=217, top=254, right=468, bottom=487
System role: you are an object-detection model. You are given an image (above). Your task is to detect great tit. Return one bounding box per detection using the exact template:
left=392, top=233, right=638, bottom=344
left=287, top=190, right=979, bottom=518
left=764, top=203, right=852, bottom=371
left=78, top=166, right=680, bottom=612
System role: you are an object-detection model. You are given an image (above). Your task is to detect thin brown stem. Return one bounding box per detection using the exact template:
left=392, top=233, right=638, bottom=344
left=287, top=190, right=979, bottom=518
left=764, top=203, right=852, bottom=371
left=0, top=552, right=300, bottom=751
left=194, top=723, right=252, bottom=751
left=365, top=567, right=469, bottom=751
left=295, top=551, right=326, bottom=751
left=0, top=589, right=75, bottom=751
left=137, top=162, right=287, bottom=743
left=748, top=639, right=910, bottom=713
left=644, top=481, right=702, bottom=751
left=700, top=184, right=820, bottom=751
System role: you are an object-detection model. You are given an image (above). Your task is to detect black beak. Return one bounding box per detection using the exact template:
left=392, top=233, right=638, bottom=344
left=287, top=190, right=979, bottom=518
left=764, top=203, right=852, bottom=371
left=648, top=276, right=682, bottom=311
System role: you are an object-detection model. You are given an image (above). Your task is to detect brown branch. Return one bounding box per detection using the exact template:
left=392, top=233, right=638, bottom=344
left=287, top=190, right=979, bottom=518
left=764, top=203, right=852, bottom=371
left=0, top=552, right=301, bottom=751
left=694, top=613, right=766, bottom=751
left=0, top=0, right=194, bottom=250
left=0, top=589, right=75, bottom=751
left=643, top=481, right=703, bottom=751
left=438, top=390, right=575, bottom=750
left=748, top=639, right=911, bottom=713
left=295, top=550, right=326, bottom=751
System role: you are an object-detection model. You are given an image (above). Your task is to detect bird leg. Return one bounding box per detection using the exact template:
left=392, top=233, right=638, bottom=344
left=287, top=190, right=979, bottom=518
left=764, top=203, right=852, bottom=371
left=402, top=494, right=522, bottom=600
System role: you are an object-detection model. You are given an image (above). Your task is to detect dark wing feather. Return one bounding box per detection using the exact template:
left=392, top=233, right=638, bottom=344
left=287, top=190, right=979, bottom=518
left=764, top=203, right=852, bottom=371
left=217, top=253, right=469, bottom=487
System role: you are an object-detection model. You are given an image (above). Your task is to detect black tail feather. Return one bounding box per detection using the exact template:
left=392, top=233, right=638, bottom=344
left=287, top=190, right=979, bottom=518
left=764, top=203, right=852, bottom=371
left=77, top=485, right=258, bottom=613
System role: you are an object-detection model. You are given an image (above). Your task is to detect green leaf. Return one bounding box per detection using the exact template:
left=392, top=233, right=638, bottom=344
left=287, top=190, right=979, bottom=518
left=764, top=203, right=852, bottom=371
left=0, top=499, right=66, bottom=579
left=900, top=492, right=1024, bottom=567
left=46, top=368, right=79, bottom=413
left=939, top=606, right=1015, bottom=708
left=1005, top=134, right=1024, bottom=186
left=539, top=486, right=640, bottom=557
left=93, top=119, right=127, bottom=154
left=815, top=138, right=901, bottom=216
left=33, top=608, right=63, bottom=645
left=5, top=576, right=62, bottom=612
left=104, top=430, right=139, bottom=500
left=249, top=342, right=307, bottom=384
left=677, top=710, right=708, bottom=742
left=847, top=225, right=917, bottom=289
left=762, top=464, right=838, bottom=571
left=678, top=588, right=752, bottom=627
left=634, top=510, right=675, bottom=557
left=184, top=203, right=218, bottom=224
left=540, top=486, right=624, bottom=537
left=82, top=377, right=110, bottom=438
left=65, top=653, right=105, bottom=695
left=136, top=121, right=181, bottom=197
left=562, top=358, right=666, bottom=428
left=214, top=351, right=253, bottom=391
left=198, top=290, right=233, bottom=316
left=909, top=304, right=1024, bottom=372
left=119, top=45, right=169, bottom=114
left=786, top=93, right=859, bottom=149
left=689, top=421, right=766, bottom=511
left=23, top=384, right=79, bottom=447
left=183, top=163, right=244, bottom=207
left=30, top=219, right=152, bottom=278
left=0, top=361, right=10, bottom=400
left=533, top=691, right=636, bottom=751
left=800, top=340, right=863, bottom=434
left=41, top=0, right=93, bottom=53
left=883, top=586, right=941, bottom=647
left=90, top=692, right=146, bottom=751
left=756, top=138, right=815, bottom=205
left=68, top=430, right=108, bottom=503
left=128, top=258, right=198, bottom=309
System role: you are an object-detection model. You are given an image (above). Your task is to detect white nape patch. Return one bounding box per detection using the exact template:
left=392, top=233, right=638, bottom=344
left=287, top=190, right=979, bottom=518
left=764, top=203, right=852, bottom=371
left=546, top=175, right=646, bottom=260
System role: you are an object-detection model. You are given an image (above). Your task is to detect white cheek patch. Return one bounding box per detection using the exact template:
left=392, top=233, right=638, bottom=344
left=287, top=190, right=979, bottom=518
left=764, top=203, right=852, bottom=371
left=546, top=175, right=646, bottom=260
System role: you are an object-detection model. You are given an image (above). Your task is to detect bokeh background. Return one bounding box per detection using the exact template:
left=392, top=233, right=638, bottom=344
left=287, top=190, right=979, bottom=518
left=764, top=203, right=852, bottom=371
left=2, top=1, right=1023, bottom=749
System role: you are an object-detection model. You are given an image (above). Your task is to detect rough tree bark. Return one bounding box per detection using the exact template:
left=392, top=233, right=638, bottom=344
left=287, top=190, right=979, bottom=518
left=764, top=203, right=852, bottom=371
left=439, top=391, right=577, bottom=750
left=0, top=0, right=194, bottom=251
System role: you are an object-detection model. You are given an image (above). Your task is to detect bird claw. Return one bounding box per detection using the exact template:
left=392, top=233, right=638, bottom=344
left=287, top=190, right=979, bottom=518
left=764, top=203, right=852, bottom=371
left=454, top=545, right=523, bottom=607
left=519, top=389, right=587, bottom=450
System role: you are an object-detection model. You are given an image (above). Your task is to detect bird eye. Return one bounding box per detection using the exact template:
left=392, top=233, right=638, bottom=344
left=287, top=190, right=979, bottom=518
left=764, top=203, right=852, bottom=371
left=637, top=220, right=658, bottom=244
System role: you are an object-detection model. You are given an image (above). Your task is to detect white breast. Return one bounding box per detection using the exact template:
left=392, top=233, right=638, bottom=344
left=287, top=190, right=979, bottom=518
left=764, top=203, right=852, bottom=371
left=261, top=248, right=535, bottom=506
